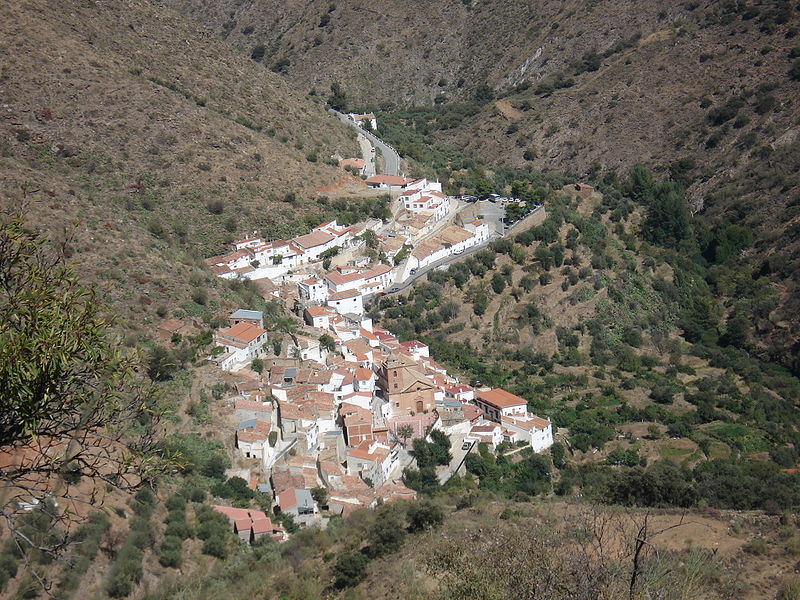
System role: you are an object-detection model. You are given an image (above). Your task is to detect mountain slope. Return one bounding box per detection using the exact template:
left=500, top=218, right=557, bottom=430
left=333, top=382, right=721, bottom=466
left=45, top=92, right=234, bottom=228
left=165, top=0, right=800, bottom=370
left=0, top=0, right=358, bottom=331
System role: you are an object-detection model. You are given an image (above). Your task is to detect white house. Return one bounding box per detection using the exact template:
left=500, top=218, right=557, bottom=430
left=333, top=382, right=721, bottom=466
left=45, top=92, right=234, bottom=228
left=359, top=263, right=393, bottom=295
left=298, top=277, right=329, bottom=303
left=398, top=340, right=429, bottom=361
left=214, top=322, right=268, bottom=369
left=501, top=413, right=554, bottom=453
left=466, top=420, right=504, bottom=448
left=365, top=175, right=413, bottom=190
left=327, top=289, right=364, bottom=316
left=292, top=230, right=338, bottom=262
left=304, top=305, right=335, bottom=329
left=401, top=188, right=449, bottom=220
left=340, top=391, right=373, bottom=410
left=474, top=388, right=528, bottom=422
left=347, top=112, right=378, bottom=131
left=325, top=268, right=366, bottom=294
left=405, top=178, right=443, bottom=194
left=408, top=239, right=450, bottom=271
left=444, top=384, right=475, bottom=402
left=325, top=263, right=393, bottom=296
left=205, top=248, right=254, bottom=275
left=346, top=440, right=399, bottom=487
left=313, top=220, right=358, bottom=249
left=328, top=369, right=355, bottom=400
left=354, top=368, right=376, bottom=393
left=294, top=335, right=323, bottom=363
left=233, top=236, right=262, bottom=250
left=236, top=420, right=275, bottom=466
left=250, top=240, right=297, bottom=268
left=463, top=220, right=490, bottom=244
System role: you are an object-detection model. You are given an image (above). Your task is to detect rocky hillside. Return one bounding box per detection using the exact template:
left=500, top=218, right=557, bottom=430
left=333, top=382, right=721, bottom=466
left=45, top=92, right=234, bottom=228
left=165, top=0, right=800, bottom=371
left=0, top=0, right=358, bottom=332
left=370, top=184, right=800, bottom=479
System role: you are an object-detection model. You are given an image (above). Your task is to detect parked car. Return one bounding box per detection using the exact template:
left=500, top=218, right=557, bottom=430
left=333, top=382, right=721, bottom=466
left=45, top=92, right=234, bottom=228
left=461, top=441, right=472, bottom=451
left=410, top=268, right=417, bottom=274
left=389, top=287, right=400, bottom=293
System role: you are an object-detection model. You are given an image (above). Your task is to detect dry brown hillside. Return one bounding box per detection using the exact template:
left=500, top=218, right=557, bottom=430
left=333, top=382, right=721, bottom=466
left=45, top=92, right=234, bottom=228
left=165, top=0, right=800, bottom=368
left=0, top=0, right=358, bottom=330
left=164, top=0, right=570, bottom=105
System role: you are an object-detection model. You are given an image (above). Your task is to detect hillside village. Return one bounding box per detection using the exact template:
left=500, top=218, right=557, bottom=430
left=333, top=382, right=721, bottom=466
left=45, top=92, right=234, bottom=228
left=204, top=176, right=491, bottom=315
left=193, top=177, right=552, bottom=541
left=203, top=301, right=554, bottom=541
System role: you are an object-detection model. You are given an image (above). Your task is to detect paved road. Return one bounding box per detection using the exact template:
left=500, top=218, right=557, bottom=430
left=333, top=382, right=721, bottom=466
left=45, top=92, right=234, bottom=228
left=356, top=132, right=376, bottom=177
left=331, top=110, right=401, bottom=176
left=384, top=200, right=506, bottom=294
left=437, top=434, right=472, bottom=484
left=475, top=200, right=507, bottom=235
left=384, top=230, right=501, bottom=294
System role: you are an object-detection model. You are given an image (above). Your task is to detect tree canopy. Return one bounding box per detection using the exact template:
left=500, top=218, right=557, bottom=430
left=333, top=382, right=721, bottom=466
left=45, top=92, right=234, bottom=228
left=0, top=211, right=168, bottom=553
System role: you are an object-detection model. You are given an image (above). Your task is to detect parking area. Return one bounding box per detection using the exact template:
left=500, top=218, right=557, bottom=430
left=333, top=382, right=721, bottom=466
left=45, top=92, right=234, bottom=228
left=475, top=200, right=506, bottom=235
left=437, top=433, right=474, bottom=484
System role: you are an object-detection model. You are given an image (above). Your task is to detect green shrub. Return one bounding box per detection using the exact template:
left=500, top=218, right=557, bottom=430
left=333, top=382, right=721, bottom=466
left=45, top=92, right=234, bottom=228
left=407, top=501, right=444, bottom=532
left=165, top=519, right=193, bottom=540
left=164, top=495, right=186, bottom=512
left=105, top=545, right=144, bottom=598
left=0, top=553, right=18, bottom=591
left=333, top=551, right=368, bottom=589
left=202, top=535, right=228, bottom=559
left=158, top=536, right=183, bottom=568
left=742, top=537, right=768, bottom=555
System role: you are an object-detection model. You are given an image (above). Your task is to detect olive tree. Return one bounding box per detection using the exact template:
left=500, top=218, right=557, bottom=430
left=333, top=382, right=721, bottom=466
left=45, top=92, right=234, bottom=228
left=0, top=211, right=169, bottom=558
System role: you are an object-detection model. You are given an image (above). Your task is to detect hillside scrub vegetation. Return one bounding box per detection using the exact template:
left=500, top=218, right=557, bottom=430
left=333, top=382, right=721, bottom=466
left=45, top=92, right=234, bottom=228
left=173, top=0, right=800, bottom=366
left=370, top=170, right=800, bottom=511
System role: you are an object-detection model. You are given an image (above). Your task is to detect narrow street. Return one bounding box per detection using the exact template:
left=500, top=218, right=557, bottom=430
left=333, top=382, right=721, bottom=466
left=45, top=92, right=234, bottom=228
left=355, top=131, right=376, bottom=177
left=437, top=434, right=472, bottom=484
left=330, top=109, right=402, bottom=176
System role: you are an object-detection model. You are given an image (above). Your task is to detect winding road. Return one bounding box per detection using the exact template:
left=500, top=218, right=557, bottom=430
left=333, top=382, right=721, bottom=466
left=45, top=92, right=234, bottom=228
left=331, top=110, right=402, bottom=176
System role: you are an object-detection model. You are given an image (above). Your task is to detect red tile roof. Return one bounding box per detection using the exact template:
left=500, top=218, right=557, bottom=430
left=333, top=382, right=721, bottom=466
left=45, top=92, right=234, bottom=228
left=211, top=506, right=283, bottom=537
left=219, top=321, right=267, bottom=343
left=293, top=230, right=334, bottom=249
left=399, top=340, right=427, bottom=350
left=326, top=270, right=365, bottom=286
left=328, top=289, right=361, bottom=301
left=354, top=368, right=374, bottom=381
left=366, top=175, right=411, bottom=186
left=463, top=404, right=483, bottom=422
left=234, top=398, right=271, bottom=412
left=477, top=388, right=528, bottom=409
left=362, top=263, right=392, bottom=279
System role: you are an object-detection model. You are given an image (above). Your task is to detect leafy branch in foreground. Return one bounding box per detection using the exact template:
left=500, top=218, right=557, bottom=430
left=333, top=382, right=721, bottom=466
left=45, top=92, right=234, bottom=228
left=0, top=209, right=170, bottom=559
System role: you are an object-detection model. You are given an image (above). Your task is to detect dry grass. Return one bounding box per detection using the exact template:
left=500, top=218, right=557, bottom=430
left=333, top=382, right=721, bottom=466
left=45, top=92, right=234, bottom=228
left=0, top=0, right=358, bottom=333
